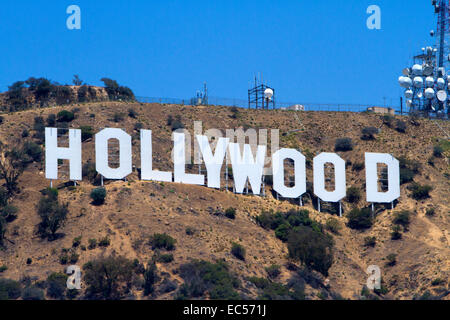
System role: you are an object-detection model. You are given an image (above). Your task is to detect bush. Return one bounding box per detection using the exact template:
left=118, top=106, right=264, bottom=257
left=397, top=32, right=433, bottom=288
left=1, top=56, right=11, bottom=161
left=22, top=141, right=43, bottom=162
left=363, top=236, right=376, bottom=247
left=46, top=273, right=68, bottom=299
left=143, top=262, right=158, bottom=296
left=334, top=138, right=353, bottom=152
left=395, top=120, right=407, bottom=133
left=90, top=188, right=106, bottom=205
left=155, top=253, right=174, bottom=263
left=325, top=218, right=341, bottom=235
left=425, top=207, right=436, bottom=217
left=432, top=145, right=444, bottom=158
left=113, top=112, right=125, bottom=123
left=361, top=127, right=378, bottom=140
left=83, top=256, right=135, bottom=299
left=1, top=205, right=18, bottom=222
left=382, top=114, right=394, bottom=127
left=385, top=254, right=397, bottom=266
left=346, top=208, right=373, bottom=230
left=128, top=108, right=138, bottom=118
left=21, top=286, right=45, bottom=300
left=177, top=260, right=240, bottom=300
left=274, top=224, right=291, bottom=242
left=224, top=207, right=236, bottom=219
left=391, top=225, right=402, bottom=240
left=287, top=226, right=333, bottom=276
left=57, top=110, right=75, bottom=122
left=98, top=236, right=110, bottom=247
left=265, top=265, right=281, bottom=279
left=88, top=238, right=97, bottom=249
left=346, top=186, right=361, bottom=203
left=256, top=211, right=284, bottom=230
left=231, top=242, right=246, bottom=261
left=185, top=227, right=195, bottom=235
left=149, top=233, right=176, bottom=251
left=47, top=114, right=56, bottom=126
left=392, top=210, right=411, bottom=228
left=72, top=236, right=82, bottom=247
left=409, top=183, right=432, bottom=200
left=170, top=115, right=184, bottom=131
left=37, top=188, right=69, bottom=240
left=0, top=279, right=22, bottom=300
left=80, top=126, right=94, bottom=142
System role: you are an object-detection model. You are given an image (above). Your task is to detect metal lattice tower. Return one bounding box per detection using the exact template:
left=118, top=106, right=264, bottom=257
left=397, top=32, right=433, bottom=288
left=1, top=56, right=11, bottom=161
left=435, top=0, right=450, bottom=69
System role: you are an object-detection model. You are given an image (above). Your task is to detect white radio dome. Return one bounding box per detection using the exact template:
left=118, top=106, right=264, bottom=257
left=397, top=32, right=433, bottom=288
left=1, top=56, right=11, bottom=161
left=437, top=78, right=445, bottom=89
left=425, top=76, right=435, bottom=87
left=399, top=76, right=412, bottom=88
left=437, top=90, right=447, bottom=102
left=425, top=88, right=435, bottom=99
left=404, top=89, right=413, bottom=99
left=406, top=99, right=413, bottom=107
left=264, top=88, right=273, bottom=100
left=413, top=76, right=423, bottom=88
left=412, top=64, right=423, bottom=75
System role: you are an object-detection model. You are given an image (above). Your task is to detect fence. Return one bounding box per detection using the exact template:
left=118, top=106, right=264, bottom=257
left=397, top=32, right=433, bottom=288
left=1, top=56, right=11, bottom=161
left=136, top=96, right=403, bottom=114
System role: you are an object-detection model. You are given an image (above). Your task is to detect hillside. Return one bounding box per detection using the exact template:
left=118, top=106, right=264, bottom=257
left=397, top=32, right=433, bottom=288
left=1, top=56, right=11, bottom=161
left=0, top=101, right=448, bottom=300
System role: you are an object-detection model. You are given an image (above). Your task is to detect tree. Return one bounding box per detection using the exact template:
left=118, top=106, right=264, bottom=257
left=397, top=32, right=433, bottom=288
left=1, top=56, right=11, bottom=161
left=143, top=262, right=158, bottom=296
left=287, top=226, right=334, bottom=276
left=0, top=143, right=26, bottom=195
left=361, top=127, right=378, bottom=140
left=90, top=188, right=106, bottom=205
left=346, top=208, right=373, bottom=230
left=37, top=188, right=69, bottom=240
left=83, top=256, right=134, bottom=300
left=72, top=75, right=83, bottom=86
left=334, top=138, right=353, bottom=152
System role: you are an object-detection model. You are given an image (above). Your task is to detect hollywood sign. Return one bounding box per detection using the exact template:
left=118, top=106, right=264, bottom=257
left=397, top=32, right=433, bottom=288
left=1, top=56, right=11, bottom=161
left=45, top=127, right=400, bottom=204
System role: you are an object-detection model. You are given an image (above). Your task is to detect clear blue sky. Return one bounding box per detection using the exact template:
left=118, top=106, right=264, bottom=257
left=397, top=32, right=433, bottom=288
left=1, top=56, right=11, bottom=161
left=0, top=0, right=437, bottom=106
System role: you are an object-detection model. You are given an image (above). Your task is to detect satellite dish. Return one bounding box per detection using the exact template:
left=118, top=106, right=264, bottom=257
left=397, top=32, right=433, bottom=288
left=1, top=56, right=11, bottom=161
left=264, top=88, right=273, bottom=100
left=402, top=68, right=411, bottom=76
left=425, top=76, right=435, bottom=87
left=437, top=77, right=445, bottom=89
left=406, top=99, right=413, bottom=107
left=425, top=88, right=435, bottom=99
left=412, top=64, right=423, bottom=75
left=417, top=91, right=423, bottom=98
left=437, top=90, right=447, bottom=102
left=399, top=76, right=413, bottom=88
left=430, top=30, right=435, bottom=37
left=423, top=65, right=434, bottom=76
left=413, top=76, right=424, bottom=88
left=405, top=89, right=413, bottom=99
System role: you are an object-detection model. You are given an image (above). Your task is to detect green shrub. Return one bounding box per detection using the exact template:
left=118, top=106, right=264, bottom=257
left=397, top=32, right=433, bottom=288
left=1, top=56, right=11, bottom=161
left=69, top=252, right=79, bottom=264
left=346, top=186, right=361, bottom=203
left=72, top=236, right=82, bottom=247
left=274, top=224, right=291, bottom=242
left=155, top=253, right=174, bottom=263
left=382, top=114, right=394, bottom=127
left=143, top=262, right=158, bottom=296
left=47, top=114, right=56, bottom=126
left=256, top=211, right=284, bottom=230
left=21, top=286, right=45, bottom=300
left=433, top=145, right=444, bottom=158
left=37, top=189, right=69, bottom=240
left=46, top=273, right=68, bottom=299
left=346, top=208, right=373, bottom=230
left=265, top=265, right=281, bottom=279
left=1, top=205, right=18, bottom=222
left=425, top=207, right=436, bottom=217
left=128, top=108, right=138, bottom=118
left=83, top=255, right=135, bottom=300
left=361, top=127, right=378, bottom=140
left=26, top=258, right=32, bottom=265
left=22, top=141, right=43, bottom=162
left=391, top=225, right=402, bottom=240
left=80, top=126, right=94, bottom=142
left=98, top=236, right=110, bottom=247
left=395, top=120, right=407, bottom=133
left=325, top=218, right=341, bottom=235
left=57, top=110, right=75, bottom=122
left=177, top=260, right=240, bottom=300
left=185, top=227, right=195, bottom=235
left=90, top=188, right=106, bottom=205
left=0, top=279, right=22, bottom=300
left=409, top=183, right=432, bottom=200
left=88, top=238, right=97, bottom=249
left=224, top=207, right=236, bottom=219
left=149, top=233, right=176, bottom=251
left=0, top=265, right=7, bottom=272
left=113, top=112, right=125, bottom=123
left=352, top=162, right=364, bottom=171
left=334, top=138, right=353, bottom=152
left=363, top=236, right=376, bottom=247
left=287, top=225, right=333, bottom=276
left=231, top=242, right=246, bottom=261
left=385, top=254, right=397, bottom=266
left=392, top=210, right=411, bottom=228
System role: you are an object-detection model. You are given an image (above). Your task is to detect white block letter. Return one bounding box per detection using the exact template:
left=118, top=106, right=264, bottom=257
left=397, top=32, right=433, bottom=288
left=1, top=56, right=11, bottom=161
left=365, top=153, right=400, bottom=203
left=95, top=128, right=132, bottom=180
left=140, top=130, right=172, bottom=182
left=228, top=143, right=266, bottom=195
left=313, top=153, right=346, bottom=202
left=272, top=148, right=306, bottom=198
left=197, top=135, right=229, bottom=188
left=173, top=132, right=204, bottom=185
left=45, top=128, right=82, bottom=181
left=66, top=5, right=81, bottom=30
